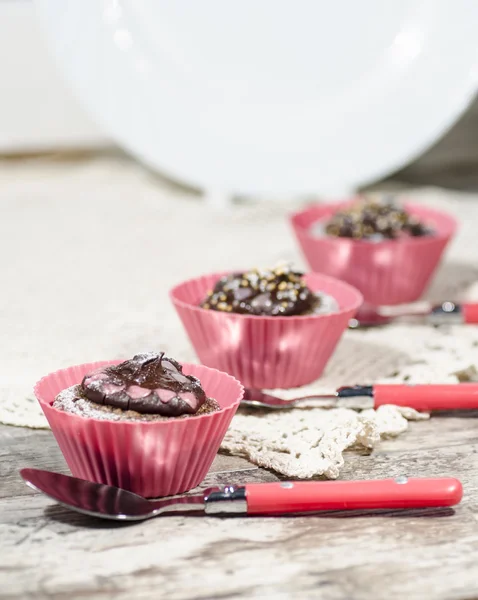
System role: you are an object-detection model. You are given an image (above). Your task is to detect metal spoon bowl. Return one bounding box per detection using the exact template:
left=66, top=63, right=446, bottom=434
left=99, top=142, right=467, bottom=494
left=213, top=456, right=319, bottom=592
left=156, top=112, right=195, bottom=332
left=20, top=468, right=205, bottom=521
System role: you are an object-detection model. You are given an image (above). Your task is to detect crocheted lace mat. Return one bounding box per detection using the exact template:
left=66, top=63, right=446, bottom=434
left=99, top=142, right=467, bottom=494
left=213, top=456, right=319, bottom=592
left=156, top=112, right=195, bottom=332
left=1, top=156, right=477, bottom=478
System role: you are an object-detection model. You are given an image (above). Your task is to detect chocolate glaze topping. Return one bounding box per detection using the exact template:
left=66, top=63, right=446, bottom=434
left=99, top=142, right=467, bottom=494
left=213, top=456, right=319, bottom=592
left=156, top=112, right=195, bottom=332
left=325, top=197, right=431, bottom=240
left=81, top=352, right=207, bottom=416
left=200, top=265, right=320, bottom=316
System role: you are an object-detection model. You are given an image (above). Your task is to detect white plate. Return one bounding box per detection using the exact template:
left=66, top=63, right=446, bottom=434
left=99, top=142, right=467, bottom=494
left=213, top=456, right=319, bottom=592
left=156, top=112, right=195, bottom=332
left=0, top=0, right=106, bottom=152
left=35, top=0, right=478, bottom=196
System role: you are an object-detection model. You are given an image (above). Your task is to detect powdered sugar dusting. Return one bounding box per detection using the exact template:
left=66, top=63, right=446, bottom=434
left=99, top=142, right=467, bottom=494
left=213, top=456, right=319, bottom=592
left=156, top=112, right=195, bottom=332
left=313, top=291, right=339, bottom=315
left=53, top=385, right=219, bottom=422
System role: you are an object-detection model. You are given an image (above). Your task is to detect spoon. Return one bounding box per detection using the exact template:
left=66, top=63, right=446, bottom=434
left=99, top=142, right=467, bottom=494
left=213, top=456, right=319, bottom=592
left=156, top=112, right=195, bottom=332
left=349, top=300, right=478, bottom=328
left=20, top=468, right=462, bottom=521
left=241, top=383, right=478, bottom=411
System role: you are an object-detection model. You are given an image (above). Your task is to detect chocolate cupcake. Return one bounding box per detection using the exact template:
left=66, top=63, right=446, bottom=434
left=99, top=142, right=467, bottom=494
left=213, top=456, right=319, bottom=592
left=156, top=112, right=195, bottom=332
left=290, top=199, right=457, bottom=308
left=171, top=270, right=362, bottom=389
left=36, top=358, right=243, bottom=497
left=199, top=264, right=339, bottom=316
left=53, top=352, right=220, bottom=423
left=324, top=197, right=432, bottom=240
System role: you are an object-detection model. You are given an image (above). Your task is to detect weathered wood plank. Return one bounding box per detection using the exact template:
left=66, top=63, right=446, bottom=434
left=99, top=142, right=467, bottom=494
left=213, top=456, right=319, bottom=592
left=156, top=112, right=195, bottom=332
left=1, top=416, right=478, bottom=600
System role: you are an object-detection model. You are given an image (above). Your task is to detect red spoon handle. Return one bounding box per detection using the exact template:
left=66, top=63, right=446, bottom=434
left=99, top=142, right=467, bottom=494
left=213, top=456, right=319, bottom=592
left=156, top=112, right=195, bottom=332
left=373, top=383, right=478, bottom=411
left=463, top=302, right=478, bottom=324
left=244, top=478, right=462, bottom=515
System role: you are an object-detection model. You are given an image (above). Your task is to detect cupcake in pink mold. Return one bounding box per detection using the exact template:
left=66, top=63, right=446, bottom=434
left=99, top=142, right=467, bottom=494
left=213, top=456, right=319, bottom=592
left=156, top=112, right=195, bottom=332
left=35, top=353, right=243, bottom=497
left=170, top=265, right=363, bottom=389
left=290, top=197, right=457, bottom=309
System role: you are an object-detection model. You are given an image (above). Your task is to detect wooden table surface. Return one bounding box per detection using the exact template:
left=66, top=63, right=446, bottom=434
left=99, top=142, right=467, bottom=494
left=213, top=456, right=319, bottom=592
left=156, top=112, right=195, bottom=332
left=1, top=413, right=478, bottom=600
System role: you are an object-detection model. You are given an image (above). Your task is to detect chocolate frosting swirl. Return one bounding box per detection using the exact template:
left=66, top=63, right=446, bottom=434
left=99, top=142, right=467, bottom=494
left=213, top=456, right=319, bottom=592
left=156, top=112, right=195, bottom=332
left=81, top=353, right=206, bottom=416
left=200, top=265, right=320, bottom=316
left=325, top=197, right=431, bottom=240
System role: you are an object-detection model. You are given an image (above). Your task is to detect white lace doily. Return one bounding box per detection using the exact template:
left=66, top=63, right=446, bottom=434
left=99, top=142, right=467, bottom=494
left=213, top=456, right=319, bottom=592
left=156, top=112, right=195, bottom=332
left=1, top=155, right=477, bottom=476
left=222, top=405, right=429, bottom=479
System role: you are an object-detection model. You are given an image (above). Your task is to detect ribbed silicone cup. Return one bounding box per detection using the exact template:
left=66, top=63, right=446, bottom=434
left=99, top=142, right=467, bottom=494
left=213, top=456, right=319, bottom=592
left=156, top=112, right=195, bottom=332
left=290, top=200, right=457, bottom=306
left=34, top=361, right=244, bottom=498
left=170, top=272, right=362, bottom=389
